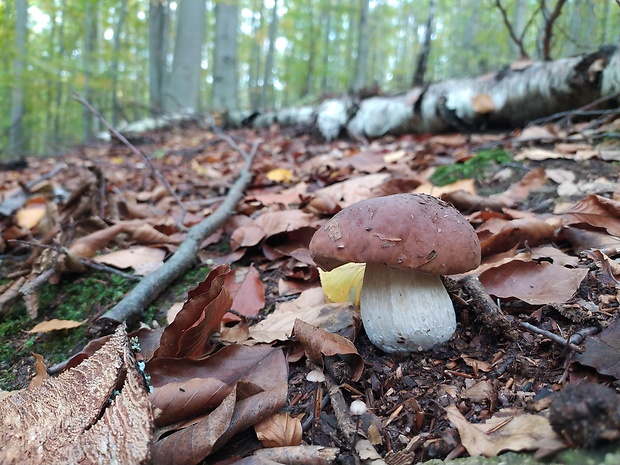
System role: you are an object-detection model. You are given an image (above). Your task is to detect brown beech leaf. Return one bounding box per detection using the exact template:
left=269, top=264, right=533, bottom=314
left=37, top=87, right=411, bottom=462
left=151, top=347, right=288, bottom=464
left=150, top=377, right=231, bottom=427
left=560, top=194, right=620, bottom=237
left=445, top=404, right=565, bottom=457
left=292, top=319, right=363, bottom=382
left=152, top=385, right=237, bottom=465
left=500, top=167, right=547, bottom=203
left=154, top=264, right=232, bottom=359
left=27, top=318, right=84, bottom=333
left=255, top=412, right=303, bottom=447
left=248, top=287, right=358, bottom=344
left=479, top=217, right=556, bottom=257
left=0, top=324, right=152, bottom=465
left=441, top=190, right=512, bottom=212
left=148, top=345, right=286, bottom=429
left=574, top=319, right=620, bottom=379
left=94, top=245, right=166, bottom=276
left=69, top=222, right=126, bottom=258
left=223, top=265, right=265, bottom=323
left=479, top=260, right=588, bottom=305
left=128, top=222, right=181, bottom=245
left=254, top=209, right=318, bottom=239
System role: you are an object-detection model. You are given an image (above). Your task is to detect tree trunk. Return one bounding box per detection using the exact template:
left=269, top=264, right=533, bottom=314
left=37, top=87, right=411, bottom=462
left=233, top=45, right=620, bottom=141
left=352, top=0, right=369, bottom=92
left=212, top=0, right=239, bottom=113
left=148, top=0, right=169, bottom=114
left=9, top=0, right=27, bottom=156
left=412, top=0, right=437, bottom=87
left=510, top=0, right=528, bottom=58
left=82, top=0, right=97, bottom=142
left=320, top=7, right=331, bottom=94
left=248, top=0, right=263, bottom=111
left=260, top=0, right=278, bottom=110
left=165, top=0, right=206, bottom=113
left=111, top=0, right=128, bottom=125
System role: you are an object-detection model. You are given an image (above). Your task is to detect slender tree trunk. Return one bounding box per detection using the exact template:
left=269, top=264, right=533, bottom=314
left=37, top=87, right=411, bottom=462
left=148, top=0, right=169, bottom=114
left=82, top=0, right=97, bottom=141
left=9, top=0, right=27, bottom=156
left=248, top=0, right=263, bottom=111
left=111, top=0, right=128, bottom=125
left=352, top=0, right=369, bottom=91
left=412, top=0, right=436, bottom=87
left=320, top=7, right=331, bottom=94
left=260, top=0, right=278, bottom=110
left=510, top=0, right=528, bottom=58
left=53, top=0, right=66, bottom=146
left=165, top=0, right=206, bottom=113
left=302, top=9, right=319, bottom=98
left=212, top=0, right=239, bottom=113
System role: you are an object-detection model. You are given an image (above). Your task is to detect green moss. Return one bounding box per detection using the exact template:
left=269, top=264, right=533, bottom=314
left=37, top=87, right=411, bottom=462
left=0, top=271, right=136, bottom=390
left=430, top=148, right=512, bottom=187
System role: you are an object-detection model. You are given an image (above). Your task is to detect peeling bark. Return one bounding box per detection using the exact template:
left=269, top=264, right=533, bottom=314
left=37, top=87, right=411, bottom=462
left=230, top=44, right=620, bottom=140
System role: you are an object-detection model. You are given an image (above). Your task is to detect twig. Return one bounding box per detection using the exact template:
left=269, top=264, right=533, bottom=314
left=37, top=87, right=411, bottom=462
left=519, top=321, right=583, bottom=352
left=324, top=360, right=386, bottom=465
left=452, top=275, right=518, bottom=341
left=72, top=92, right=188, bottom=228
left=80, top=260, right=141, bottom=281
left=90, top=142, right=258, bottom=335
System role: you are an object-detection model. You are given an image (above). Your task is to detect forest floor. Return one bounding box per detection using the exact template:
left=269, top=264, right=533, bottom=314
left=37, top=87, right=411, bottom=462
left=1, top=115, right=620, bottom=464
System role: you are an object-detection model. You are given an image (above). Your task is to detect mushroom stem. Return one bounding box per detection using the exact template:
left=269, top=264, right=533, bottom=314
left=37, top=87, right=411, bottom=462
left=360, top=262, right=456, bottom=353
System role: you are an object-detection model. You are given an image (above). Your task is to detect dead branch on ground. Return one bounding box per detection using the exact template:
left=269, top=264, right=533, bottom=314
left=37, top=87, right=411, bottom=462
left=90, top=140, right=259, bottom=336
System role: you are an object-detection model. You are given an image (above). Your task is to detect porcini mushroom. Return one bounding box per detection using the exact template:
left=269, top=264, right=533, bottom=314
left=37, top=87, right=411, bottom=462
left=309, top=193, right=481, bottom=354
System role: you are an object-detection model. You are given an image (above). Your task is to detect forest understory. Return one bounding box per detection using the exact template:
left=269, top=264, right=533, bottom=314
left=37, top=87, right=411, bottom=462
left=1, top=113, right=620, bottom=464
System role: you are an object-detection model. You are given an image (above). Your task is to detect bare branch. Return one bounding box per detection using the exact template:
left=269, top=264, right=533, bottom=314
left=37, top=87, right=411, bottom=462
left=72, top=93, right=188, bottom=228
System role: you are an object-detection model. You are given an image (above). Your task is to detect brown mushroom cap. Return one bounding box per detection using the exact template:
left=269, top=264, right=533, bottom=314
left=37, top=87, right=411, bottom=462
left=309, top=193, right=481, bottom=274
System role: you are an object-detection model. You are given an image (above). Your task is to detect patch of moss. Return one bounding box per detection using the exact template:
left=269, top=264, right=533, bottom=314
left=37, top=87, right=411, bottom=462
left=430, top=148, right=512, bottom=187
left=0, top=271, right=136, bottom=390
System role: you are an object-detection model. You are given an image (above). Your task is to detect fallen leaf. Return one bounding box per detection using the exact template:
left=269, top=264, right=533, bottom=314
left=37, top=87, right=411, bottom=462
left=319, top=262, right=365, bottom=306
left=574, top=319, right=620, bottom=379
left=445, top=404, right=565, bottom=457
left=154, top=264, right=232, bottom=359
left=223, top=265, right=265, bottom=323
left=255, top=412, right=303, bottom=447
left=152, top=385, right=237, bottom=465
left=27, top=318, right=85, bottom=333
left=94, top=245, right=166, bottom=276
left=0, top=325, right=152, bottom=465
left=292, top=319, right=363, bottom=382
left=266, top=167, right=295, bottom=183
left=247, top=287, right=358, bottom=344
left=479, top=260, right=588, bottom=305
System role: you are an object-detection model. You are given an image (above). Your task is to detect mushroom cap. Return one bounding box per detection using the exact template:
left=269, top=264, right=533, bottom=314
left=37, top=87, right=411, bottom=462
left=309, top=193, right=480, bottom=275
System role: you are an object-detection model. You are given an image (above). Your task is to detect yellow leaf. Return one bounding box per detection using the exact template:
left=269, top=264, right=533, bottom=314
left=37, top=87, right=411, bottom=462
left=16, top=204, right=47, bottom=229
left=28, top=319, right=85, bottom=333
left=319, top=262, right=365, bottom=306
left=266, top=168, right=294, bottom=183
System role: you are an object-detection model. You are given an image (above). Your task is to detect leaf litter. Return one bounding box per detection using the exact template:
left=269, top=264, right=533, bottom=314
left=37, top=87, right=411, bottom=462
left=1, top=117, right=620, bottom=463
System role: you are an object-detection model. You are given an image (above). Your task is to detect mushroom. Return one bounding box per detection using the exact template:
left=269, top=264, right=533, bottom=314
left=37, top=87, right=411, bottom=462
left=309, top=193, right=481, bottom=354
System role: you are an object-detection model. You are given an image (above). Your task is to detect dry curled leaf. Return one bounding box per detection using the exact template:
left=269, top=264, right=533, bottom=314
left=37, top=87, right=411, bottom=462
left=0, top=324, right=152, bottom=465
left=255, top=412, right=303, bottom=447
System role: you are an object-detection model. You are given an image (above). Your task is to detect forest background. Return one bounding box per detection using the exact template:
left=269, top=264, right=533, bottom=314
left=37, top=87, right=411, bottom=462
left=2, top=0, right=619, bottom=158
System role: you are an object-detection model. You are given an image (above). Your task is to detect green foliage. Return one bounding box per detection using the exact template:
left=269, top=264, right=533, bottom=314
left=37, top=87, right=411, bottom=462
left=430, top=148, right=511, bottom=187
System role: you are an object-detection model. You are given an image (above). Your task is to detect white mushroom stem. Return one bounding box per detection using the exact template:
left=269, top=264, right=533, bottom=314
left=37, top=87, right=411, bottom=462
left=360, top=262, right=456, bottom=354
